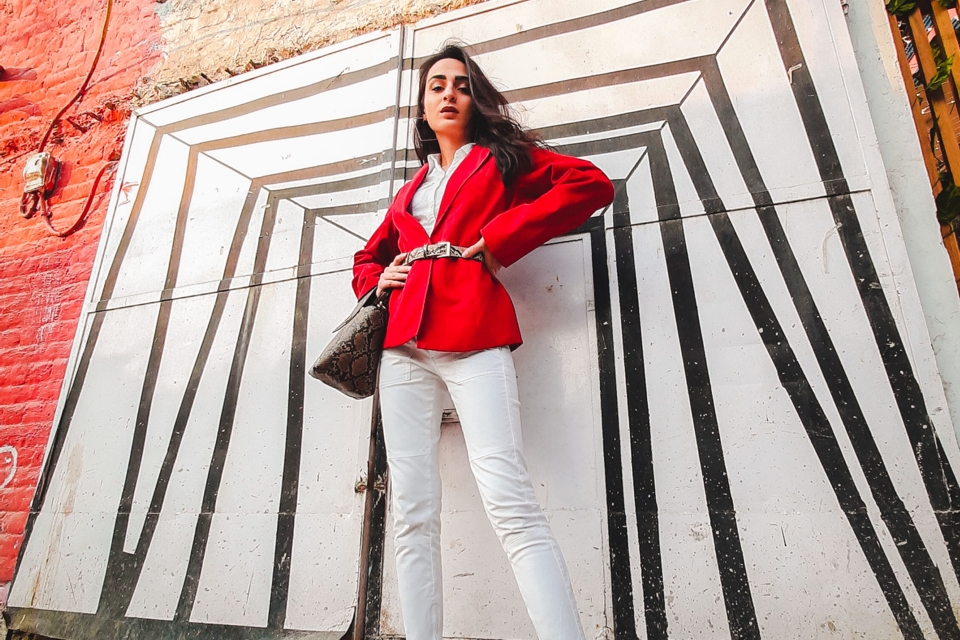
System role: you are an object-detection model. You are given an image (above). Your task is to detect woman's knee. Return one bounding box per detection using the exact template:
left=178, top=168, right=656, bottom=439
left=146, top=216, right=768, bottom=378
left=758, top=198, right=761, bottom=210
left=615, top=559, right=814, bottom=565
left=393, top=495, right=441, bottom=542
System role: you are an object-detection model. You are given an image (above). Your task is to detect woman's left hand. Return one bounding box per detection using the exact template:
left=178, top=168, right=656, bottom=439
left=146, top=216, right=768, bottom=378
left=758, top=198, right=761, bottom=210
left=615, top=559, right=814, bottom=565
left=462, top=237, right=503, bottom=278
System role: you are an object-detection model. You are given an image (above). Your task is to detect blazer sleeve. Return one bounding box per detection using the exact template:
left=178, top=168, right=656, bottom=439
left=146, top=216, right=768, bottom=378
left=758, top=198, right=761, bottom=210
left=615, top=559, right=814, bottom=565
left=352, top=208, right=400, bottom=299
left=480, top=147, right=614, bottom=268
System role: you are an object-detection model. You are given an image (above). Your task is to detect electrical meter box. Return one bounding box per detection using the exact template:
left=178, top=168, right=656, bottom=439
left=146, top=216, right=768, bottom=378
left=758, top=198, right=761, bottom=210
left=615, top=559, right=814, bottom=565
left=22, top=151, right=57, bottom=195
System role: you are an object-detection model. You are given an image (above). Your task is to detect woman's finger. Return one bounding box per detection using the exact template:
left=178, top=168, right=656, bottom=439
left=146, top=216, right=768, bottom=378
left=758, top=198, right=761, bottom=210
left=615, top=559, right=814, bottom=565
left=383, top=266, right=409, bottom=278
left=377, top=273, right=406, bottom=295
left=461, top=238, right=485, bottom=259
left=390, top=252, right=409, bottom=266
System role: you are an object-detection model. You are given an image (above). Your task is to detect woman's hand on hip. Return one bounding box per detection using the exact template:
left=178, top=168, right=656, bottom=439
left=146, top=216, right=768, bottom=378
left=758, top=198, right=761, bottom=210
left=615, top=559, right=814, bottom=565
left=462, top=237, right=502, bottom=278
left=377, top=253, right=410, bottom=296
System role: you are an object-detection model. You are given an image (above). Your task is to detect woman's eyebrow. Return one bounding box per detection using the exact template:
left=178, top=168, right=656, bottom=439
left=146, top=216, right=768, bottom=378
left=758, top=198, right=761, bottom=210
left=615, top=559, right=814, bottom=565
left=428, top=74, right=469, bottom=82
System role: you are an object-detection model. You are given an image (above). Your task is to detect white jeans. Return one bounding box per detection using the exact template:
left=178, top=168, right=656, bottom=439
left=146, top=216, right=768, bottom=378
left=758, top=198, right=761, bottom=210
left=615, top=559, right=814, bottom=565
left=378, top=341, right=586, bottom=640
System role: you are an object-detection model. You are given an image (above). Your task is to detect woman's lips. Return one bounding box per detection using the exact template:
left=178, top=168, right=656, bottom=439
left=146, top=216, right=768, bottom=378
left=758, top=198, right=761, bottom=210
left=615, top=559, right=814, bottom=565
left=440, top=106, right=459, bottom=114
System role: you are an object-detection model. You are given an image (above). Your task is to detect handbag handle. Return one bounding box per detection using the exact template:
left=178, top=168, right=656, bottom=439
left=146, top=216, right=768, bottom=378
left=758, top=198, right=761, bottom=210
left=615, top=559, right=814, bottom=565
left=332, top=288, right=390, bottom=333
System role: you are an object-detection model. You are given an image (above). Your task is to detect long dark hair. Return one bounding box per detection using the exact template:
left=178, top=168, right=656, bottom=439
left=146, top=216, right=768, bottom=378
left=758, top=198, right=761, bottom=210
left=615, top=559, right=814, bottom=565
left=414, top=44, right=541, bottom=187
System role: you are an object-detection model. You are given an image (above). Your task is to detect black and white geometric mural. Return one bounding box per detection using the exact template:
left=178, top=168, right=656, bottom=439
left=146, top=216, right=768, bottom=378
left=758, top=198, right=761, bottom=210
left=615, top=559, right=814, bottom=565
left=9, top=0, right=960, bottom=638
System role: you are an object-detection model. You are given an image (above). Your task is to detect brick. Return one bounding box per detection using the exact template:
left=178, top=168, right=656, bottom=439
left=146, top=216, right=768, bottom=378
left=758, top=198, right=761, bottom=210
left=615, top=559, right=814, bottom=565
left=0, top=422, right=45, bottom=443
left=0, top=362, right=55, bottom=388
left=0, top=487, right=37, bottom=512
left=0, top=405, right=26, bottom=425
left=0, top=556, right=16, bottom=581
left=0, top=532, right=23, bottom=559
left=1, top=449, right=47, bottom=478
left=2, top=468, right=43, bottom=495
left=0, top=511, right=28, bottom=535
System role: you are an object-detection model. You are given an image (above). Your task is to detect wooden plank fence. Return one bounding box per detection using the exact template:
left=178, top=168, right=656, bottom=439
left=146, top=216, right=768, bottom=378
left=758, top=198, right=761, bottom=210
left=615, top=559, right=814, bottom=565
left=889, top=0, right=960, bottom=293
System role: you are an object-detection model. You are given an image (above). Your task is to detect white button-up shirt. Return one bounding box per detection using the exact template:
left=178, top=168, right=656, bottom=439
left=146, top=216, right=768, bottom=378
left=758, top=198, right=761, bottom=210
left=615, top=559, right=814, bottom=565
left=410, top=143, right=475, bottom=236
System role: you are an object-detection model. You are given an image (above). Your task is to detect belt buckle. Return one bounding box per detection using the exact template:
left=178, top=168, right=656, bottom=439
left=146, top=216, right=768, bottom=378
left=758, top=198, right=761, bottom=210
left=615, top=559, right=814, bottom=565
left=436, top=241, right=452, bottom=258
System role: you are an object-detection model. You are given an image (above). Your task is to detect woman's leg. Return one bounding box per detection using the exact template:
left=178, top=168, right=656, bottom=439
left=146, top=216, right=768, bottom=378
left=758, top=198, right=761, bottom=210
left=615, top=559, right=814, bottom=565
left=378, top=343, right=447, bottom=640
left=438, top=346, right=586, bottom=640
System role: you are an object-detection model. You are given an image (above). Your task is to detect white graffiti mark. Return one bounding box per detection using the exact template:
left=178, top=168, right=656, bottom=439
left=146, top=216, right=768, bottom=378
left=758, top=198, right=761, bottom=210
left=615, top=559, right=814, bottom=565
left=0, top=445, right=17, bottom=489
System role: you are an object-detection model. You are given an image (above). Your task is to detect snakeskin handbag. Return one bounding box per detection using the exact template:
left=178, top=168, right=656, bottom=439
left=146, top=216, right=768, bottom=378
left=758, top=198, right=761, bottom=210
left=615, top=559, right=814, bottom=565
left=309, top=289, right=389, bottom=399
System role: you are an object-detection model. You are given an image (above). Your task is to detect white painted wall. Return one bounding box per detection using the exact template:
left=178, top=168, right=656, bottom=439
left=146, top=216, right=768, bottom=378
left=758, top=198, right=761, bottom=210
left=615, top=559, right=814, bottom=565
left=11, top=2, right=960, bottom=638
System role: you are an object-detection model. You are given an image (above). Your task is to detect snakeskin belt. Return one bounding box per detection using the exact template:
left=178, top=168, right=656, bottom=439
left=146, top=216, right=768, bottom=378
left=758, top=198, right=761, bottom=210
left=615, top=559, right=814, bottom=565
left=403, top=241, right=483, bottom=266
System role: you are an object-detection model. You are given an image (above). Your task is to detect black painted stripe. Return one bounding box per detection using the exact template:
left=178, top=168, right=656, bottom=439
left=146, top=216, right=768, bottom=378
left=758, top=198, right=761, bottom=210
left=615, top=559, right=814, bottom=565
left=400, top=54, right=418, bottom=184
left=610, top=182, right=667, bottom=638
left=467, top=0, right=691, bottom=58
left=537, top=106, right=673, bottom=143
left=555, top=132, right=658, bottom=163
left=271, top=167, right=409, bottom=208
left=267, top=202, right=314, bottom=630
left=646, top=134, right=761, bottom=640
left=762, top=0, right=960, bottom=593
left=386, top=29, right=406, bottom=207
left=305, top=200, right=380, bottom=220
left=258, top=153, right=383, bottom=187
left=505, top=57, right=705, bottom=105
left=312, top=215, right=369, bottom=243
left=194, top=108, right=392, bottom=153
left=175, top=188, right=282, bottom=622
left=579, top=216, right=641, bottom=640
left=551, top=215, right=647, bottom=638
left=666, top=110, right=925, bottom=638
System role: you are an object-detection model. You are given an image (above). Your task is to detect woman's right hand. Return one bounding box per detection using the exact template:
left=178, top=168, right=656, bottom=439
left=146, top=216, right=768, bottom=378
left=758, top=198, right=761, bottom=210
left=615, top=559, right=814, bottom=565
left=377, top=253, right=410, bottom=296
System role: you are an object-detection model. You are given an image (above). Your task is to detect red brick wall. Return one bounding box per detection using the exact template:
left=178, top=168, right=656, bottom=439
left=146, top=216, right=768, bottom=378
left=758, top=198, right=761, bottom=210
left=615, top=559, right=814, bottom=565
left=0, top=0, right=161, bottom=588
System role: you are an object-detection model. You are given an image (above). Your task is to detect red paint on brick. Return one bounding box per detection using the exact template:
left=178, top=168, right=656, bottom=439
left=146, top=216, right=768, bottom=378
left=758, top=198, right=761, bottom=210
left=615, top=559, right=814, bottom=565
left=0, top=0, right=163, bottom=584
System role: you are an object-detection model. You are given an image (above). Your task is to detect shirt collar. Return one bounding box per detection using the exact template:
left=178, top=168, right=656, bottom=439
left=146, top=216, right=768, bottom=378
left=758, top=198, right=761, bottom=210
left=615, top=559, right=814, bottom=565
left=426, top=143, right=476, bottom=173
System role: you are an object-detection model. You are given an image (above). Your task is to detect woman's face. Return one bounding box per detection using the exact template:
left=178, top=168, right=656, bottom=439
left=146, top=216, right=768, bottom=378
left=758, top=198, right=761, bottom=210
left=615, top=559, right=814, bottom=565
left=422, top=57, right=473, bottom=142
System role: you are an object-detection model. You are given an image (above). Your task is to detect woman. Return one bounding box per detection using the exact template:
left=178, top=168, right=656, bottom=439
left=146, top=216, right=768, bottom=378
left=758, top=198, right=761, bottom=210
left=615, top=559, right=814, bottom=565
left=353, top=44, right=614, bottom=640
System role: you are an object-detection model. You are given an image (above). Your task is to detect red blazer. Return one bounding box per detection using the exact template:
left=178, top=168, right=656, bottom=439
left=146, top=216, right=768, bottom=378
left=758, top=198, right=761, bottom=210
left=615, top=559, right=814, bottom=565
left=352, top=145, right=614, bottom=351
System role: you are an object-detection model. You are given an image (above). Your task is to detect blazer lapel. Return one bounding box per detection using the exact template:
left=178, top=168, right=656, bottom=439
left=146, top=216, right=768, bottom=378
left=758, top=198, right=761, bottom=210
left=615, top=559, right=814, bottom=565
left=399, top=164, right=429, bottom=216
left=433, top=145, right=491, bottom=235
left=394, top=164, right=432, bottom=240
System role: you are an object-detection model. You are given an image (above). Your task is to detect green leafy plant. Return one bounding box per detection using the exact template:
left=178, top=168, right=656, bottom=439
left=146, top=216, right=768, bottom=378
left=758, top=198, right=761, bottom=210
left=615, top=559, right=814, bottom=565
left=887, top=0, right=917, bottom=15
left=936, top=176, right=960, bottom=225
left=926, top=121, right=960, bottom=225
left=937, top=0, right=957, bottom=9
left=927, top=40, right=956, bottom=91
left=929, top=53, right=955, bottom=90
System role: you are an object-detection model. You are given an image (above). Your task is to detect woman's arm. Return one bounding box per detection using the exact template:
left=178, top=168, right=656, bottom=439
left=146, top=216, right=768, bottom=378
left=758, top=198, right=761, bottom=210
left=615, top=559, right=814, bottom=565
left=479, top=147, right=614, bottom=268
left=352, top=209, right=401, bottom=298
